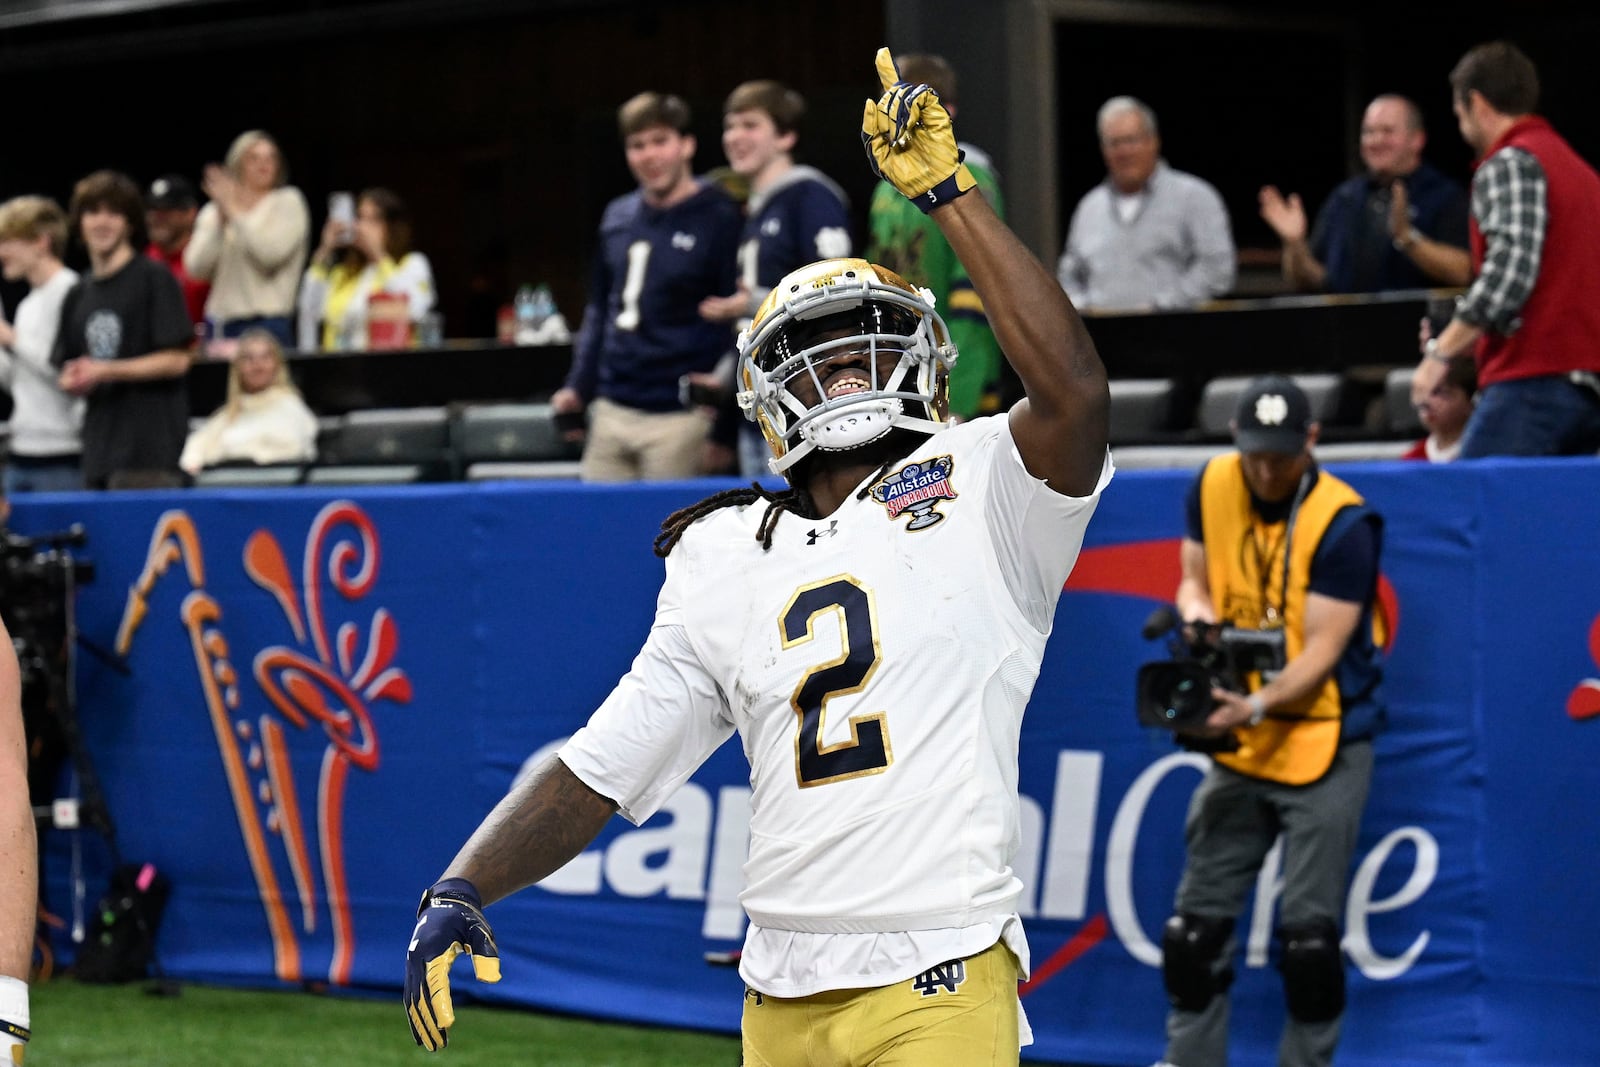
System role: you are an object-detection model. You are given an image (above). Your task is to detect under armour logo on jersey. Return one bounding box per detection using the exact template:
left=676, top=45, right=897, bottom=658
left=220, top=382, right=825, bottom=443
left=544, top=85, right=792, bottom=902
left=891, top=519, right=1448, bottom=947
left=912, top=959, right=967, bottom=997
left=1255, top=393, right=1290, bottom=426
left=869, top=455, right=958, bottom=531
left=805, top=520, right=839, bottom=545
left=671, top=231, right=697, bottom=251
left=761, top=218, right=781, bottom=237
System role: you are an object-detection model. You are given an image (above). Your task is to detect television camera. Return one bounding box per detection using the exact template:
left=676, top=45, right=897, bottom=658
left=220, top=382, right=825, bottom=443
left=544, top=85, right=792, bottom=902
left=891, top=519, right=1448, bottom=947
left=1136, top=605, right=1286, bottom=740
left=0, top=524, right=112, bottom=835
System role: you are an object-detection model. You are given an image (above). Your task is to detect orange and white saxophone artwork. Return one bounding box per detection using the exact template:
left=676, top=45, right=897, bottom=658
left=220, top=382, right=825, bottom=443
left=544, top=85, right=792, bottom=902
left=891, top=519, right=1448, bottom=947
left=114, top=501, right=412, bottom=985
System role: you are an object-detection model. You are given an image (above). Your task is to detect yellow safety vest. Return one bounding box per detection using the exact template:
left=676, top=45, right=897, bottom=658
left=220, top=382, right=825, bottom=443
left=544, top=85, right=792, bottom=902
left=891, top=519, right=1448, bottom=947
left=1199, top=455, right=1367, bottom=785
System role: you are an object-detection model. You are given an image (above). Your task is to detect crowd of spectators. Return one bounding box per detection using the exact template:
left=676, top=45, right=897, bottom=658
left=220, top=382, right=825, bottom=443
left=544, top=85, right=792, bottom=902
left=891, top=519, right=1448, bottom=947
left=0, top=38, right=1595, bottom=495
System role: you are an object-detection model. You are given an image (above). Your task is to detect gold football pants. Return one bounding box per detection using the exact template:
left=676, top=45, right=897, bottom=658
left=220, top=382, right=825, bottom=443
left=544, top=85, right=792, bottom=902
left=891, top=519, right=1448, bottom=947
left=741, top=941, right=1021, bottom=1067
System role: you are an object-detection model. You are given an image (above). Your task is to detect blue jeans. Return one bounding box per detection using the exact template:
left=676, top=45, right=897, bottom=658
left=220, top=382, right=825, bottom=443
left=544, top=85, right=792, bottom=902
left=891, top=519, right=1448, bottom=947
left=5, top=456, right=83, bottom=494
left=1461, top=373, right=1600, bottom=458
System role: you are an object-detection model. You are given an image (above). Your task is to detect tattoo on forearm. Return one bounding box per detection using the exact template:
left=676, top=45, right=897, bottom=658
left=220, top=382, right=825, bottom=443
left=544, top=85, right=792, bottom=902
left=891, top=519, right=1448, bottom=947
left=448, top=756, right=617, bottom=903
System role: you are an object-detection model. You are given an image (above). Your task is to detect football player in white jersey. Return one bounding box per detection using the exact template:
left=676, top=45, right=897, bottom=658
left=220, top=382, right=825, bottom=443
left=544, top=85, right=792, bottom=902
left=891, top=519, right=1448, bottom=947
left=405, top=48, right=1112, bottom=1065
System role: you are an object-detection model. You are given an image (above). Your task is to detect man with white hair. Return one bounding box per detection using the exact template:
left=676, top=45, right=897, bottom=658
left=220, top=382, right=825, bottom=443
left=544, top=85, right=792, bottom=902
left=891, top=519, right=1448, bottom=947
left=1057, top=96, right=1235, bottom=311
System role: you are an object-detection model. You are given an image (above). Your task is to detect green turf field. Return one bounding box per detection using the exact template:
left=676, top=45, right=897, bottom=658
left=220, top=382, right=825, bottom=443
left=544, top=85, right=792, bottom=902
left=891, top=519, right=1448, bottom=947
left=29, top=978, right=743, bottom=1066
left=28, top=977, right=1095, bottom=1064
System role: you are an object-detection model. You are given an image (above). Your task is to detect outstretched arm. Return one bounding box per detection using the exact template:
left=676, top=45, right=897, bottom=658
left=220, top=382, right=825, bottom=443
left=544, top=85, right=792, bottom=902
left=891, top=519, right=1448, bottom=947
left=442, top=755, right=617, bottom=905
left=930, top=194, right=1107, bottom=496
left=405, top=755, right=616, bottom=1051
left=862, top=46, right=1106, bottom=496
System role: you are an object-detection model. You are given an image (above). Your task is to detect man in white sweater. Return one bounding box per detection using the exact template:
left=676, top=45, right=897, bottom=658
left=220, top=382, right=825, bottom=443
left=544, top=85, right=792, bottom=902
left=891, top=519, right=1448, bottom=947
left=0, top=196, right=84, bottom=493
left=1057, top=96, right=1236, bottom=312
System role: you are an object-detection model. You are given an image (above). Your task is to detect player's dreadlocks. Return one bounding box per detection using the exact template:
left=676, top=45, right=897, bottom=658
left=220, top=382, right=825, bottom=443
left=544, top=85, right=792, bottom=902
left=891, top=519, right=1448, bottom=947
left=654, top=482, right=819, bottom=558
left=653, top=455, right=900, bottom=558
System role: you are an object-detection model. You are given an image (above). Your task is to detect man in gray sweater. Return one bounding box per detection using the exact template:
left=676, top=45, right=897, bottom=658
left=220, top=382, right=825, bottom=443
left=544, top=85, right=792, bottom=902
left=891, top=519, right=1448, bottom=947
left=1058, top=96, right=1235, bottom=311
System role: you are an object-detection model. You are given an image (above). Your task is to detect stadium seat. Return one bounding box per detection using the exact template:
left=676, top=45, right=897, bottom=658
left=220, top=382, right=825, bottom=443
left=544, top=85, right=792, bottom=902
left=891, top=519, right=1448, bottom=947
left=1197, top=374, right=1345, bottom=439
left=1107, top=379, right=1176, bottom=445
left=1384, top=366, right=1423, bottom=436
left=454, top=403, right=582, bottom=481
left=314, top=415, right=345, bottom=463
left=1316, top=440, right=1411, bottom=463
left=304, top=464, right=440, bottom=486
left=304, top=406, right=454, bottom=483
left=1110, top=443, right=1229, bottom=470
left=192, top=463, right=305, bottom=488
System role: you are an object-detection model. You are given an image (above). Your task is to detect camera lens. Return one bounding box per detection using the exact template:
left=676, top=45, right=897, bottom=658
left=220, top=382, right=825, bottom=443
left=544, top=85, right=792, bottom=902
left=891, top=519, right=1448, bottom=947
left=1165, top=676, right=1209, bottom=723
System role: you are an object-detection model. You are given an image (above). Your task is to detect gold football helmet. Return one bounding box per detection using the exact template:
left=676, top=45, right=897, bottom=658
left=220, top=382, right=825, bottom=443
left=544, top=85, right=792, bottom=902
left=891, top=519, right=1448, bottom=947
left=736, top=258, right=956, bottom=478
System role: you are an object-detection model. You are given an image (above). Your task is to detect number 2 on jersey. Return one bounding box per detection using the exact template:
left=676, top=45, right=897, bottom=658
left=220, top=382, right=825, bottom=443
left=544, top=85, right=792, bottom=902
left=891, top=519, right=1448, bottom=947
left=780, top=576, right=892, bottom=787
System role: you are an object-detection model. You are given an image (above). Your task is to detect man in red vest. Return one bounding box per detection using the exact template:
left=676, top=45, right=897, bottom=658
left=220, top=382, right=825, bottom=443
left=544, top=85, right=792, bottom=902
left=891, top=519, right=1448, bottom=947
left=1412, top=40, right=1600, bottom=457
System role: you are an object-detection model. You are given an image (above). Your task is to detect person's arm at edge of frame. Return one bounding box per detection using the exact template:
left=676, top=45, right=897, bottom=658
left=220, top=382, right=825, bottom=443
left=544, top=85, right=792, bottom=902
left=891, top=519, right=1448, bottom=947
left=928, top=191, right=1109, bottom=498
left=0, top=616, right=36, bottom=1058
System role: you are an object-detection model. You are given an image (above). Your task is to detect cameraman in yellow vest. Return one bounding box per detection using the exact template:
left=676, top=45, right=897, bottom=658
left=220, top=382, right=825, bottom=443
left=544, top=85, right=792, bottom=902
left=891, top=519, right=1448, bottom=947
left=1155, top=376, right=1385, bottom=1067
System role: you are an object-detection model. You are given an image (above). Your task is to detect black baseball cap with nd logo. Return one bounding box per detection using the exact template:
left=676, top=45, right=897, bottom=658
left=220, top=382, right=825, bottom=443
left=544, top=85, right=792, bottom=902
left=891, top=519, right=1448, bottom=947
left=1232, top=375, right=1312, bottom=455
left=146, top=174, right=198, bottom=210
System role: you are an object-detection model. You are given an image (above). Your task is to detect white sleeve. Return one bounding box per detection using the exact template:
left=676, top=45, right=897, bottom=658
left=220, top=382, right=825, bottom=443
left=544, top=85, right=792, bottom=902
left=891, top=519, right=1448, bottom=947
left=986, top=416, right=1114, bottom=632
left=179, top=412, right=225, bottom=474
left=297, top=267, right=329, bottom=350
left=234, top=188, right=311, bottom=274
left=559, top=558, right=735, bottom=825
left=184, top=203, right=223, bottom=281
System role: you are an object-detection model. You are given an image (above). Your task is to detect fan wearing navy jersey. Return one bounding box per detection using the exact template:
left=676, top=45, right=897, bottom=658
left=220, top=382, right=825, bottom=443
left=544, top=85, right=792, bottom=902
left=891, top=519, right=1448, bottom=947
left=551, top=91, right=742, bottom=481
left=405, top=48, right=1111, bottom=1065
left=696, top=79, right=853, bottom=477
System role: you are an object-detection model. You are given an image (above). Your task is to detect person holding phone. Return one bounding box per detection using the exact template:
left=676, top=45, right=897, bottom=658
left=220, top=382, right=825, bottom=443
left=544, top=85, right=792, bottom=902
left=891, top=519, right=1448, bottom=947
left=297, top=188, right=435, bottom=351
left=184, top=130, right=310, bottom=346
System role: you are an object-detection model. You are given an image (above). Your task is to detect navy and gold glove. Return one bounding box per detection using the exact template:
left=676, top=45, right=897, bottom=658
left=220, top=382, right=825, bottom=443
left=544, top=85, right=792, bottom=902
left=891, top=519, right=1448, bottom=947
left=404, top=878, right=502, bottom=1051
left=861, top=46, right=976, bottom=213
left=1, top=1021, right=26, bottom=1066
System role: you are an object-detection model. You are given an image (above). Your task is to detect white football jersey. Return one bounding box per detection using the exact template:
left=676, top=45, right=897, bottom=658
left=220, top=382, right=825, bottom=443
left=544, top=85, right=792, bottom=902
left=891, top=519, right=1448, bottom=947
left=561, top=416, right=1111, bottom=938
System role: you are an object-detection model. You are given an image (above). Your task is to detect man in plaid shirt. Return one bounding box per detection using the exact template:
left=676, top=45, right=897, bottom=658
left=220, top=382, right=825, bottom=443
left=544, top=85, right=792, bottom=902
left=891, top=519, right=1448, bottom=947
left=1413, top=40, right=1600, bottom=457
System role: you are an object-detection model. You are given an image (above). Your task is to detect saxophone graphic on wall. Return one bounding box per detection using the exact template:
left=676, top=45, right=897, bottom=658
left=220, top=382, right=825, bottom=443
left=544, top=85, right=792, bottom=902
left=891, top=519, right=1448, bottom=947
left=115, top=501, right=412, bottom=984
